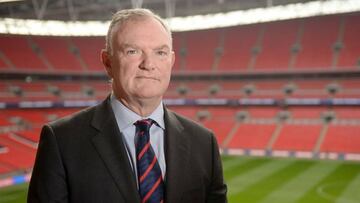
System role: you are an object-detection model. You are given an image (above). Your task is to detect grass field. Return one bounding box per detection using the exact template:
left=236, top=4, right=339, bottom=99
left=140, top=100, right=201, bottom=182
left=1, top=156, right=360, bottom=203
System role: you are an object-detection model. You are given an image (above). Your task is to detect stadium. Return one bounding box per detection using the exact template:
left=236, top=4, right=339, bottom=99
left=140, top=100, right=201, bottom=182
left=0, top=0, right=360, bottom=202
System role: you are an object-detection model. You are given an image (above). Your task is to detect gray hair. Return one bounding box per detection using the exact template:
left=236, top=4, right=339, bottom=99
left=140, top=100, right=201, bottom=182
left=105, top=8, right=172, bottom=55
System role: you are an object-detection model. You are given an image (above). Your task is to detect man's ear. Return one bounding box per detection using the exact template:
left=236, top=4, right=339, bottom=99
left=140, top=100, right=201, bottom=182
left=101, top=49, right=113, bottom=78
left=171, top=51, right=175, bottom=69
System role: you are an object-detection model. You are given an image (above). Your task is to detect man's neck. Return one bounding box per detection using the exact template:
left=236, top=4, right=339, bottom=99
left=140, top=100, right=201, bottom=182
left=116, top=95, right=162, bottom=117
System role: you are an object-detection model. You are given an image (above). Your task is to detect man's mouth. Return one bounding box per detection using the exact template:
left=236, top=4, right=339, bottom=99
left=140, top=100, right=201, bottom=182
left=136, top=76, right=159, bottom=81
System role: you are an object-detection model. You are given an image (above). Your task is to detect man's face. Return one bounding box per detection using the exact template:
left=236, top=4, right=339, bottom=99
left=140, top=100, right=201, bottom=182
left=104, top=17, right=174, bottom=103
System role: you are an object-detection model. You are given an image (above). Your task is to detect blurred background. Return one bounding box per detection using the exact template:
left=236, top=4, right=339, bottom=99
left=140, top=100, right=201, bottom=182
left=0, top=0, right=360, bottom=202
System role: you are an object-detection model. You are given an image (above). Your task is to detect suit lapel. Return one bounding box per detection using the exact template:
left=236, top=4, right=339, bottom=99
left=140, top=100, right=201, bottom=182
left=90, top=98, right=140, bottom=203
left=164, top=109, right=191, bottom=203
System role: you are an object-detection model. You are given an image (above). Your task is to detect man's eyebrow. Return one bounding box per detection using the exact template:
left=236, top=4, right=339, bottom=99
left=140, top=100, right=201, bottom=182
left=120, top=43, right=139, bottom=49
left=120, top=43, right=171, bottom=50
left=154, top=45, right=170, bottom=50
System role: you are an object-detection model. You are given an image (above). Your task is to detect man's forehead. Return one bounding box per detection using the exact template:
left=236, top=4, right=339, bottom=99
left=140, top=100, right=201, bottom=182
left=121, top=43, right=170, bottom=49
left=111, top=17, right=173, bottom=50
left=115, top=17, right=168, bottom=35
left=115, top=30, right=172, bottom=49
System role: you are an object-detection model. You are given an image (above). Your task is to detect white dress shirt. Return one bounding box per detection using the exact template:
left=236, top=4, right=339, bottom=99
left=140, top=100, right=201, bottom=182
left=110, top=94, right=166, bottom=185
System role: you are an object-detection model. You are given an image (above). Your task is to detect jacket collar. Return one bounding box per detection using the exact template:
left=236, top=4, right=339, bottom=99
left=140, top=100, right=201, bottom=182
left=164, top=108, right=191, bottom=203
left=90, top=96, right=141, bottom=203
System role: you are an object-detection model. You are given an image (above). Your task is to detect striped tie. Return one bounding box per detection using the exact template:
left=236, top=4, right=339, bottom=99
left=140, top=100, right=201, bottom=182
left=135, top=119, right=164, bottom=203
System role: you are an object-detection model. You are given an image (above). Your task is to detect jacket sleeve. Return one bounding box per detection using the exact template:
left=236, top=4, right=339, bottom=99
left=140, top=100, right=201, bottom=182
left=207, top=133, right=228, bottom=203
left=27, top=125, right=69, bottom=203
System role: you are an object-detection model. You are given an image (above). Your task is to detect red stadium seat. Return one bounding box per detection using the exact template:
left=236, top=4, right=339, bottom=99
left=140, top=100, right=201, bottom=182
left=71, top=37, right=105, bottom=72
left=15, top=129, right=42, bottom=143
left=172, top=33, right=185, bottom=72
left=321, top=124, right=360, bottom=153
left=337, top=13, right=360, bottom=69
left=32, top=36, right=84, bottom=72
left=288, top=107, right=326, bottom=119
left=0, top=35, right=48, bottom=71
left=227, top=123, right=276, bottom=149
left=0, top=56, right=10, bottom=71
left=272, top=124, right=322, bottom=151
left=218, top=25, right=261, bottom=72
left=184, top=29, right=222, bottom=72
left=254, top=20, right=299, bottom=71
left=295, top=15, right=341, bottom=70
left=0, top=133, right=36, bottom=170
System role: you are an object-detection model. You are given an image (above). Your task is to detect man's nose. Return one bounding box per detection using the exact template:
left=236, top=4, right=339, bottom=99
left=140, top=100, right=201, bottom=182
left=139, top=52, right=155, bottom=70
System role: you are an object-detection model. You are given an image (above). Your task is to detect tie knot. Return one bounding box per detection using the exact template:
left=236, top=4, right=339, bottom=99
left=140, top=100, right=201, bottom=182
left=134, top=118, right=154, bottom=131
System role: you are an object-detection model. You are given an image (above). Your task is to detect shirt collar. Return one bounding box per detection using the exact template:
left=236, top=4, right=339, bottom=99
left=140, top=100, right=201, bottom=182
left=110, top=94, right=165, bottom=131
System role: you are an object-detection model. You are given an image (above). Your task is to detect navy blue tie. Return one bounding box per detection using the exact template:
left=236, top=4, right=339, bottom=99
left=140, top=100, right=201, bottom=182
left=135, top=119, right=164, bottom=203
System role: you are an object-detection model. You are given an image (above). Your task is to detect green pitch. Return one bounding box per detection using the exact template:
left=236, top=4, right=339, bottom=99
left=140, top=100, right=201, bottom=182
left=0, top=183, right=27, bottom=203
left=223, top=156, right=360, bottom=203
left=1, top=156, right=360, bottom=203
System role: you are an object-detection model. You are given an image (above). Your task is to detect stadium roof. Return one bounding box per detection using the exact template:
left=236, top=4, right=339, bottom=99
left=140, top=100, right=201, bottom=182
left=1, top=0, right=360, bottom=35
left=0, top=0, right=323, bottom=21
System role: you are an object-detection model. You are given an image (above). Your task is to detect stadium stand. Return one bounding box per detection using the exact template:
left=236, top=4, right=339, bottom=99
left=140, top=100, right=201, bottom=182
left=199, top=107, right=237, bottom=145
left=172, top=32, right=185, bottom=72
left=31, top=36, right=84, bottom=72
left=291, top=80, right=330, bottom=98
left=9, top=81, right=56, bottom=101
left=205, top=119, right=236, bottom=145
left=0, top=115, right=10, bottom=127
left=71, top=37, right=105, bottom=72
left=14, top=129, right=41, bottom=143
left=334, top=107, right=360, bottom=119
left=288, top=107, right=326, bottom=119
left=227, top=123, right=277, bottom=149
left=0, top=35, right=48, bottom=72
left=321, top=124, right=360, bottom=153
left=168, top=106, right=201, bottom=120
left=218, top=24, right=261, bottom=72
left=337, top=14, right=360, bottom=69
left=183, top=29, right=222, bottom=72
left=272, top=123, right=322, bottom=151
left=0, top=133, right=36, bottom=170
left=253, top=20, right=300, bottom=71
left=0, top=55, right=9, bottom=70
left=1, top=12, right=360, bottom=176
left=247, top=107, right=279, bottom=118
left=4, top=109, right=47, bottom=127
left=294, top=15, right=341, bottom=70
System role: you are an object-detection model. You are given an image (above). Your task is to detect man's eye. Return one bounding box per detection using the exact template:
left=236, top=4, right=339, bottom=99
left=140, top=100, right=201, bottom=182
left=157, top=51, right=168, bottom=56
left=126, top=49, right=138, bottom=55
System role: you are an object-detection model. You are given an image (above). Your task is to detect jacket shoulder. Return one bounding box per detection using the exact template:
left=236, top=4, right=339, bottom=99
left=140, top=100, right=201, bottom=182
left=168, top=109, right=213, bottom=136
left=49, top=105, right=96, bottom=130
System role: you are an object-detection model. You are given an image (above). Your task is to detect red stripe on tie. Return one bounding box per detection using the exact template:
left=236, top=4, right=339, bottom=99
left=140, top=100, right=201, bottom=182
left=139, top=156, right=157, bottom=183
left=139, top=120, right=151, bottom=125
left=142, top=177, right=162, bottom=203
left=137, top=142, right=151, bottom=160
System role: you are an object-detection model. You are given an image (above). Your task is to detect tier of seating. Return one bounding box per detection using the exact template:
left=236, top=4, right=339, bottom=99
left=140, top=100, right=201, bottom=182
left=0, top=80, right=110, bottom=102
left=294, top=15, right=340, bottom=69
left=1, top=106, right=359, bottom=174
left=0, top=132, right=37, bottom=173
left=272, top=124, right=322, bottom=151
left=0, top=35, right=48, bottom=72
left=186, top=106, right=360, bottom=154
left=1, top=78, right=359, bottom=102
left=1, top=12, right=359, bottom=73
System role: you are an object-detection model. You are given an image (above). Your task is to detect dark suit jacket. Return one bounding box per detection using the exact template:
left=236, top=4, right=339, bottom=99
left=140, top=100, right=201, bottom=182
left=28, top=97, right=227, bottom=203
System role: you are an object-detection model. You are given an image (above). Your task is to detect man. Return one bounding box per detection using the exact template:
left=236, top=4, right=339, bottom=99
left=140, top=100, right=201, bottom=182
left=28, top=8, right=227, bottom=203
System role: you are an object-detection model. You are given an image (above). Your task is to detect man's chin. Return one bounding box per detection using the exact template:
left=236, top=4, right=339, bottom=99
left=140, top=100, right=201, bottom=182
left=135, top=93, right=163, bottom=101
